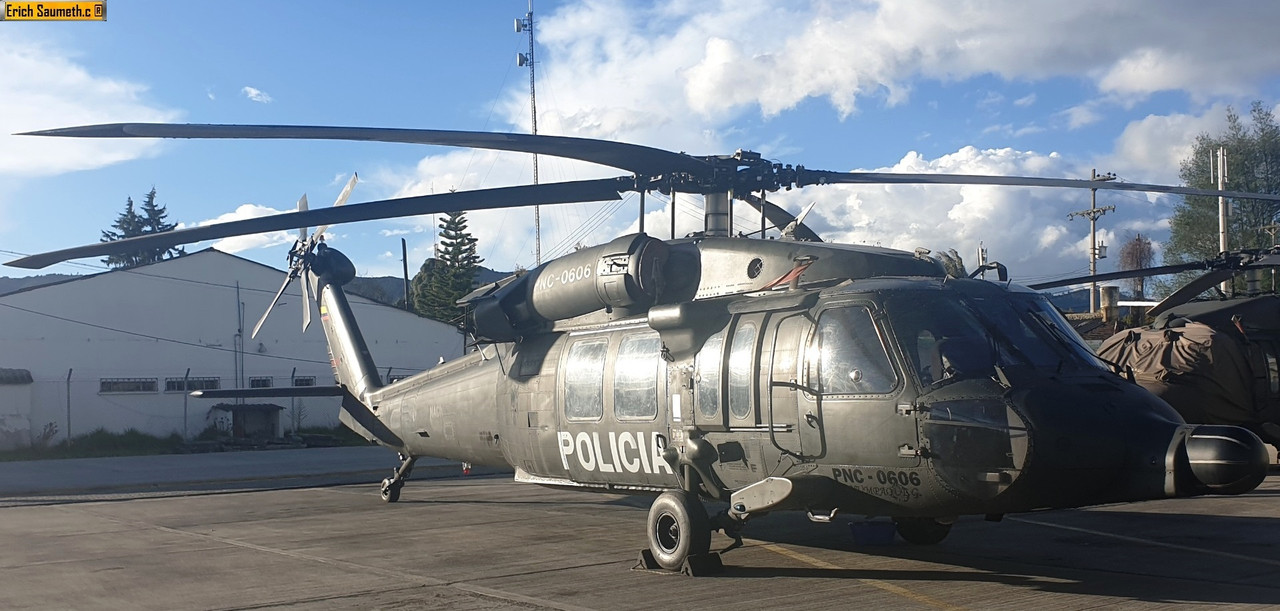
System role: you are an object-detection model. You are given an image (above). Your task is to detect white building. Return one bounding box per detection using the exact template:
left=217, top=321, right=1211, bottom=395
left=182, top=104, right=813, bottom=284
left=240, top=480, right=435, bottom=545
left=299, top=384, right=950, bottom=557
left=0, top=249, right=463, bottom=449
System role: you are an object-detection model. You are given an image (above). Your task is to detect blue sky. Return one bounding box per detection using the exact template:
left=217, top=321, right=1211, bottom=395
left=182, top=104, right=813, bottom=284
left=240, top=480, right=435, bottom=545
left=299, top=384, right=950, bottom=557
left=2, top=0, right=1280, bottom=287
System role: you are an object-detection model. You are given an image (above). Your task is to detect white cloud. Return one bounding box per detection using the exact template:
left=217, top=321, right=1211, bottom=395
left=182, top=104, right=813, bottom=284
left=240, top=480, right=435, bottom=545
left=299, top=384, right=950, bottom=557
left=1102, top=105, right=1230, bottom=185
left=180, top=203, right=298, bottom=253
left=0, top=32, right=179, bottom=178
left=371, top=0, right=1275, bottom=276
left=241, top=86, right=273, bottom=104
left=528, top=1, right=1280, bottom=125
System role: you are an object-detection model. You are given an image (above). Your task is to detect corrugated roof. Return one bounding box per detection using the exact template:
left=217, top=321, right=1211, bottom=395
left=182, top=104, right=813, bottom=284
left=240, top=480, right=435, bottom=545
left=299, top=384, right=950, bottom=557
left=0, top=368, right=33, bottom=385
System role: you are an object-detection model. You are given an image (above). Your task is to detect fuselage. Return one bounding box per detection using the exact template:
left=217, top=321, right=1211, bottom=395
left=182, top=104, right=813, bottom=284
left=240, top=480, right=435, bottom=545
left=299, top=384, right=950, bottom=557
left=343, top=266, right=1268, bottom=519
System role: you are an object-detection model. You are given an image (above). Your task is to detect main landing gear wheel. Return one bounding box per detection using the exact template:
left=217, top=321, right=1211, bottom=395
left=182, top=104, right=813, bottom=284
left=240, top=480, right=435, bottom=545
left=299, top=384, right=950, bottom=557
left=894, top=517, right=952, bottom=545
left=646, top=490, right=712, bottom=571
left=380, top=478, right=402, bottom=503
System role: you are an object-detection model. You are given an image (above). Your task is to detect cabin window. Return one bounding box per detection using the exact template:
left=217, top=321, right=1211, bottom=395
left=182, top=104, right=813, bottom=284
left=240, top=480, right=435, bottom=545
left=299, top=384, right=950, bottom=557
left=614, top=333, right=660, bottom=421
left=695, top=331, right=725, bottom=418
left=728, top=321, right=757, bottom=419
left=811, top=307, right=897, bottom=394
left=564, top=338, right=607, bottom=421
left=1264, top=343, right=1280, bottom=395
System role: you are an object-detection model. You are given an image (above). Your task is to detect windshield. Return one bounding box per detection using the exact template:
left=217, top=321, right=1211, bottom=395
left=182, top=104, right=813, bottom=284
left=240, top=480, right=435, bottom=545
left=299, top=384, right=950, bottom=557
left=883, top=290, right=1107, bottom=385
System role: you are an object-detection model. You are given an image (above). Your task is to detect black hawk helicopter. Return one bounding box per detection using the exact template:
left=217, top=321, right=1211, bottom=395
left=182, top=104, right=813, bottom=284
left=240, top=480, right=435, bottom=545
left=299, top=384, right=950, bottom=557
left=9, top=123, right=1280, bottom=574
left=1032, top=248, right=1280, bottom=452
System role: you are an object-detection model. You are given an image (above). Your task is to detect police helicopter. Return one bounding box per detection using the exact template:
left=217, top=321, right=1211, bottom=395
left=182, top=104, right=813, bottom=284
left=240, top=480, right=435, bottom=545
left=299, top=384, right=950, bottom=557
left=8, top=123, right=1280, bottom=575
left=1031, top=248, right=1280, bottom=453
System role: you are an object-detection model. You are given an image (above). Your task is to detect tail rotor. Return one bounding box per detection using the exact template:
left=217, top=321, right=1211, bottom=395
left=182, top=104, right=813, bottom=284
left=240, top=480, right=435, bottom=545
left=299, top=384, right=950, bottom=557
left=250, top=174, right=358, bottom=339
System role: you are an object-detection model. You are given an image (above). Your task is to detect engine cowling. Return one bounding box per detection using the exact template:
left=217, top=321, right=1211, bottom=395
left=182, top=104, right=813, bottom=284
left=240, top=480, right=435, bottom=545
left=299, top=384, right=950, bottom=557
left=470, top=234, right=669, bottom=341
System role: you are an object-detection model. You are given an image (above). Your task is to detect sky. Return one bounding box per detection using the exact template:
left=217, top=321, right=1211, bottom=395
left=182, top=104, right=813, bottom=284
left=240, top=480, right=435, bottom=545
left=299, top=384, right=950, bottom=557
left=2, top=0, right=1279, bottom=290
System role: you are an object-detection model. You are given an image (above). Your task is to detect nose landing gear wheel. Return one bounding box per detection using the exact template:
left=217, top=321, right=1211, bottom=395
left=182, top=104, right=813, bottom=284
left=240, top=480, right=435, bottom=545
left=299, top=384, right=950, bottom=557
left=893, top=517, right=952, bottom=545
left=646, top=490, right=711, bottom=571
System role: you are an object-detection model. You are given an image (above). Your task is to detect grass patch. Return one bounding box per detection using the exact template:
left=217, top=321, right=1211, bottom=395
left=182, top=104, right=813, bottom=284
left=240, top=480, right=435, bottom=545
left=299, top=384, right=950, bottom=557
left=0, top=425, right=369, bottom=461
left=0, top=428, right=183, bottom=462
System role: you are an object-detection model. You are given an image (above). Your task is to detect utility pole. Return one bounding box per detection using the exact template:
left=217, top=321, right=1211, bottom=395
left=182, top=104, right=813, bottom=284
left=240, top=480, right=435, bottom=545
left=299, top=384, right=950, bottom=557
left=400, top=238, right=411, bottom=313
left=1067, top=169, right=1116, bottom=313
left=1216, top=147, right=1230, bottom=293
left=516, top=2, right=540, bottom=266
left=1262, top=223, right=1280, bottom=293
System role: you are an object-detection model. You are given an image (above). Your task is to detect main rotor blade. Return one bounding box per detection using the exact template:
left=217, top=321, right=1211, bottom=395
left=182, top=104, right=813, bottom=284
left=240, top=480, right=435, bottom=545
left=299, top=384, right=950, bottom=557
left=1027, top=261, right=1214, bottom=290
left=735, top=192, right=822, bottom=242
left=797, top=169, right=1280, bottom=202
left=22, top=123, right=712, bottom=178
left=7, top=177, right=631, bottom=269
left=1148, top=270, right=1237, bottom=318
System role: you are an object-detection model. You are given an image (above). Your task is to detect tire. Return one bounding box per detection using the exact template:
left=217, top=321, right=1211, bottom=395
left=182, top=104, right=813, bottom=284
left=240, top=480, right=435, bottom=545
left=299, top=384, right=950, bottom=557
left=894, top=517, right=951, bottom=545
left=380, top=478, right=401, bottom=503
left=647, top=490, right=711, bottom=570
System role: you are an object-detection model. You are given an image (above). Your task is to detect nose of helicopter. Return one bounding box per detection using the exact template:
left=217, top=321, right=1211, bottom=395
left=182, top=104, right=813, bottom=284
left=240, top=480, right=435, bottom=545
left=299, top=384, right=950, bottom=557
left=1178, top=425, right=1269, bottom=495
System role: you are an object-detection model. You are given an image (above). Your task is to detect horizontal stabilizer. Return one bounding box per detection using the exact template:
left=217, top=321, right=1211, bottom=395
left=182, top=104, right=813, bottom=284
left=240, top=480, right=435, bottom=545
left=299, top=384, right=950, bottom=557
left=191, top=386, right=346, bottom=399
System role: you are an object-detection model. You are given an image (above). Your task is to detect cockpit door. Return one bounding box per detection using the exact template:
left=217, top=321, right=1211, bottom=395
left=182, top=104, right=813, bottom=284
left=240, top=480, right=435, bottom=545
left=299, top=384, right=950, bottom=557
left=798, top=304, right=920, bottom=467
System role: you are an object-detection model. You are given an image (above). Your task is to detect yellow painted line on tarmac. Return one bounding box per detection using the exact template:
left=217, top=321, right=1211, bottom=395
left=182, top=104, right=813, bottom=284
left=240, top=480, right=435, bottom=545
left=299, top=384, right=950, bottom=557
left=753, top=540, right=965, bottom=610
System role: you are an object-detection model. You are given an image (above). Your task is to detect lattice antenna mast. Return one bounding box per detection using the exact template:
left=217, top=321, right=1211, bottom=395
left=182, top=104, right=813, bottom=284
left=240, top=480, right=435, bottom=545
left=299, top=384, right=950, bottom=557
left=516, top=2, right=541, bottom=265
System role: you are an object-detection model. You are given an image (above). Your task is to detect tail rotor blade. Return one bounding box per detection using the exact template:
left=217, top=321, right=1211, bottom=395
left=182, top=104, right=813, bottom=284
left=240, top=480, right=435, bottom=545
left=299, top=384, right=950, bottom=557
left=297, top=194, right=310, bottom=242
left=301, top=270, right=313, bottom=333
left=316, top=173, right=358, bottom=240
left=252, top=272, right=295, bottom=339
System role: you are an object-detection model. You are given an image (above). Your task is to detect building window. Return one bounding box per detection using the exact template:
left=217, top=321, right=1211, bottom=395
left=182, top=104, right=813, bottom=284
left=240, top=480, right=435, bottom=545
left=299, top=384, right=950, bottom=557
left=249, top=376, right=273, bottom=388
left=100, top=378, right=158, bottom=394
left=388, top=374, right=412, bottom=383
left=292, top=376, right=316, bottom=387
left=165, top=377, right=220, bottom=393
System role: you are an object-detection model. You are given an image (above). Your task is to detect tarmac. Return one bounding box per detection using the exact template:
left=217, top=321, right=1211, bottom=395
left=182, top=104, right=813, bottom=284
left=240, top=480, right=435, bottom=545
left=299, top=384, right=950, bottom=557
left=0, top=446, right=1277, bottom=609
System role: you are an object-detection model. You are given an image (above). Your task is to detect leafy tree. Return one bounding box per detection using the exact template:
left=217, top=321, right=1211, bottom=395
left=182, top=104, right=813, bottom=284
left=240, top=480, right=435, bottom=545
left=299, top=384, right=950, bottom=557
left=408, top=211, right=483, bottom=324
left=933, top=248, right=967, bottom=278
left=1165, top=102, right=1280, bottom=292
left=1118, top=232, right=1155, bottom=299
left=100, top=187, right=185, bottom=269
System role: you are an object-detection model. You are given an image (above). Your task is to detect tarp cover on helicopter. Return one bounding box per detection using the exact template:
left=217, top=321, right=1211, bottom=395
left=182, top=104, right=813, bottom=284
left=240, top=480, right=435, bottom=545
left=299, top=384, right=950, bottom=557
left=1099, top=322, right=1255, bottom=426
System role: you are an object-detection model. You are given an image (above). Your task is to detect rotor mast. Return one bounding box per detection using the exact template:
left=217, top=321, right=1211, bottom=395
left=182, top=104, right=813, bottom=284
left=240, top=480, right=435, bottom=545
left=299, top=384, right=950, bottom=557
left=516, top=2, right=541, bottom=265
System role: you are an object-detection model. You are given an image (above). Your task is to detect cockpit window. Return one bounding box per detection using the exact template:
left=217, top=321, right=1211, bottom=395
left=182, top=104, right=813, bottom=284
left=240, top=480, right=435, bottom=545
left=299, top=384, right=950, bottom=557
left=809, top=306, right=897, bottom=395
left=884, top=291, right=1108, bottom=383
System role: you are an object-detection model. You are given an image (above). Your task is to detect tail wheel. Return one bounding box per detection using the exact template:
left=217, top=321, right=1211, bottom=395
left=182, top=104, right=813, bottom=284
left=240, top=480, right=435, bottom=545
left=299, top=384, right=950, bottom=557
left=380, top=478, right=401, bottom=503
left=894, top=517, right=952, bottom=545
left=647, top=490, right=711, bottom=570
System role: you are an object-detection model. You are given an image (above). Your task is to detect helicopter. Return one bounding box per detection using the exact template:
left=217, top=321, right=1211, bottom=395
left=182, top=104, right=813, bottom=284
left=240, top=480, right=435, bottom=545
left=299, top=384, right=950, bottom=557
left=8, top=123, right=1280, bottom=575
left=1031, top=248, right=1280, bottom=452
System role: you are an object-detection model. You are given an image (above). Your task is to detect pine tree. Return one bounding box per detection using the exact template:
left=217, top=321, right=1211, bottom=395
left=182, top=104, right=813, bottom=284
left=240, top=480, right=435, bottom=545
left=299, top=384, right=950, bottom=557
left=100, top=197, right=145, bottom=268
left=408, top=211, right=483, bottom=324
left=100, top=187, right=185, bottom=269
